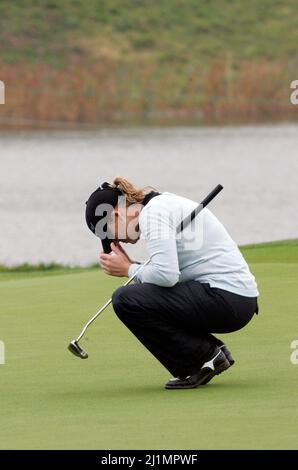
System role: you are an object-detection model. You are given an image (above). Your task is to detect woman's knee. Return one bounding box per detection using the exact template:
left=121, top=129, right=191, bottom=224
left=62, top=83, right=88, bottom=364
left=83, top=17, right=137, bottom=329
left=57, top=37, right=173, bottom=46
left=112, top=286, right=131, bottom=317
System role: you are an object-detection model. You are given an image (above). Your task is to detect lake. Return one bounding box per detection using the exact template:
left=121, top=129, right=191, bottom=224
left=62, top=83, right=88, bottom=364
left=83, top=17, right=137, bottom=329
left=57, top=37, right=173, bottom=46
left=0, top=124, right=297, bottom=266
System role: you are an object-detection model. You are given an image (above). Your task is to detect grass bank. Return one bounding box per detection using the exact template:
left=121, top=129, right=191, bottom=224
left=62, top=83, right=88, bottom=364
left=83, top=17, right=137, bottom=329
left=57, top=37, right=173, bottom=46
left=1, top=239, right=297, bottom=277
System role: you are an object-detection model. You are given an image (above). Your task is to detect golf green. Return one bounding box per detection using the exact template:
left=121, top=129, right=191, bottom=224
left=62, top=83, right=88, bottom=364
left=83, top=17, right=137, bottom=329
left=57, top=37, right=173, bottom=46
left=1, top=241, right=297, bottom=449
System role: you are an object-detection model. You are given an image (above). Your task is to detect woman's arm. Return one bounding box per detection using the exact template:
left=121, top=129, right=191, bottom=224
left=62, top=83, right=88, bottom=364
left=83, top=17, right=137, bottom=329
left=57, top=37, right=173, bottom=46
left=128, top=238, right=180, bottom=287
left=100, top=202, right=181, bottom=287
left=128, top=205, right=181, bottom=287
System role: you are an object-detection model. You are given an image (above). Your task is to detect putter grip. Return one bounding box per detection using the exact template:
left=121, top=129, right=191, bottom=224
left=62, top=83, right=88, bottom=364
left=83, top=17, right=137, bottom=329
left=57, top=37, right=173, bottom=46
left=177, top=184, right=223, bottom=233
left=201, top=184, right=223, bottom=207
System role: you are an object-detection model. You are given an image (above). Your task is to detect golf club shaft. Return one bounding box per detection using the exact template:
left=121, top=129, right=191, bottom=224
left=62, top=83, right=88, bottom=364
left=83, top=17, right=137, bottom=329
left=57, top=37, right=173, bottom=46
left=76, top=258, right=151, bottom=342
left=75, top=184, right=223, bottom=342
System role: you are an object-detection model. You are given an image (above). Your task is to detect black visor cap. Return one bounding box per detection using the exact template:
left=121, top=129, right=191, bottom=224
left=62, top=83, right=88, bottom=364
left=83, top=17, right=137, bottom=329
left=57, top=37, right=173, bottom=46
left=85, top=183, right=122, bottom=253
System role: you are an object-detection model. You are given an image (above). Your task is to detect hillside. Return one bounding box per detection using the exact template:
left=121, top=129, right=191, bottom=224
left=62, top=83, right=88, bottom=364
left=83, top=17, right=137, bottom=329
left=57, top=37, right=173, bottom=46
left=0, top=0, right=297, bottom=126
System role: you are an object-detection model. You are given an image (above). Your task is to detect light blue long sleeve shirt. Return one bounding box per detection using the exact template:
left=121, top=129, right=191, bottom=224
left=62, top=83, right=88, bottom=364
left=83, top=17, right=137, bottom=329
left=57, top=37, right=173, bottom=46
left=128, top=192, right=259, bottom=297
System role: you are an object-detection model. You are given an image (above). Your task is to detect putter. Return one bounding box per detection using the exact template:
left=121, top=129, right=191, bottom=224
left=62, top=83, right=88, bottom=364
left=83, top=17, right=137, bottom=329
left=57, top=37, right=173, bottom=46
left=68, top=184, right=223, bottom=359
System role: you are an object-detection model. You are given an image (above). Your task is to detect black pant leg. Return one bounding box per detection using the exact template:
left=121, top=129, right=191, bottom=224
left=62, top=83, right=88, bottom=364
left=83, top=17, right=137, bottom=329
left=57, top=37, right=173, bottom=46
left=112, top=282, right=220, bottom=377
left=112, top=281, right=257, bottom=378
left=189, top=283, right=258, bottom=333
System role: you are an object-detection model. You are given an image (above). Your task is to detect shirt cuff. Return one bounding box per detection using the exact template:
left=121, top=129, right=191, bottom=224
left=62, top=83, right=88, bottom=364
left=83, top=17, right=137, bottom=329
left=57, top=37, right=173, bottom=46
left=128, top=263, right=142, bottom=281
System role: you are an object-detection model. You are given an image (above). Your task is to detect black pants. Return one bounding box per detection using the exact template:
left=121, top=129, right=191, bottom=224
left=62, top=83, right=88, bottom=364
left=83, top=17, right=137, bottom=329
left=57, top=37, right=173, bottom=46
left=112, top=281, right=258, bottom=378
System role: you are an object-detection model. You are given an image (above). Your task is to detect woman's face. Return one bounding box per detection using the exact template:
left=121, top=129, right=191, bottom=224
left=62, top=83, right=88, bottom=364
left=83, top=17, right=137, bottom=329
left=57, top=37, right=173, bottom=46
left=108, top=203, right=141, bottom=244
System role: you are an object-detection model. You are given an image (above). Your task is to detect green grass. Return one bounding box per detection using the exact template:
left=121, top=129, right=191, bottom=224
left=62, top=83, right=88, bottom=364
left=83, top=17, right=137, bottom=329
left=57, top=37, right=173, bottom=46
left=1, top=0, right=298, bottom=65
left=240, top=238, right=298, bottom=264
left=0, top=263, right=98, bottom=282
left=1, top=240, right=298, bottom=449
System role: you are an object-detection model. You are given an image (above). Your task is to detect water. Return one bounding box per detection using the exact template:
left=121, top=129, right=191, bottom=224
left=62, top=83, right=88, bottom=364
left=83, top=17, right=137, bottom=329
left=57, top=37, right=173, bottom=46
left=0, top=124, right=297, bottom=266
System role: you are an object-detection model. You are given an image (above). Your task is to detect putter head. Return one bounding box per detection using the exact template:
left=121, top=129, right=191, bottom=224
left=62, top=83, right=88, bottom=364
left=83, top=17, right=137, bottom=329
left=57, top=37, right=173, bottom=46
left=68, top=340, right=88, bottom=359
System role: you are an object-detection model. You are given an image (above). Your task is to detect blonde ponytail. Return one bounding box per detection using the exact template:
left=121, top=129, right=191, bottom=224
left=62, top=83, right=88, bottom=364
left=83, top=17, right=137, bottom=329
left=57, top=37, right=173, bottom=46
left=112, top=177, right=153, bottom=204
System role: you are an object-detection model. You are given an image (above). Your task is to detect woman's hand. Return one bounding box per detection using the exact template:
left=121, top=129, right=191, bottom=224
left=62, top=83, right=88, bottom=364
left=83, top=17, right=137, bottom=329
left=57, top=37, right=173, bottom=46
left=111, top=242, right=132, bottom=263
left=99, top=242, right=132, bottom=277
